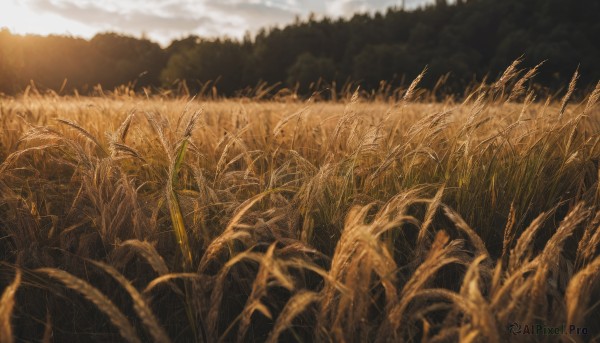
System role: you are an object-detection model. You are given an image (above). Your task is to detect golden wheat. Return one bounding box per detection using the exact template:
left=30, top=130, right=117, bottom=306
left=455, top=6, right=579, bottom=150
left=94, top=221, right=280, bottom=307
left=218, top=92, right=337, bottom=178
left=1, top=65, right=600, bottom=341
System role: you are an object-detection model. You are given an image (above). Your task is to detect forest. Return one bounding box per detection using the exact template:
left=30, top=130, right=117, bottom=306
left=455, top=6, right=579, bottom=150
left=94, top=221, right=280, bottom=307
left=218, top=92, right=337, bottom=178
left=1, top=0, right=599, bottom=96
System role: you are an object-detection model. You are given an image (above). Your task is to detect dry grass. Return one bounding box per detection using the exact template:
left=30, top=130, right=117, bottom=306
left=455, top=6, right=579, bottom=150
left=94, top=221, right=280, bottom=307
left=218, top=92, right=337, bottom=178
left=1, top=63, right=600, bottom=342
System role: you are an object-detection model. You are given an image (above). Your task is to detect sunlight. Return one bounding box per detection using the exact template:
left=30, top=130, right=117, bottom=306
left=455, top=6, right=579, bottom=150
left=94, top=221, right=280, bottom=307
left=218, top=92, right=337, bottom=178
left=0, top=0, right=95, bottom=38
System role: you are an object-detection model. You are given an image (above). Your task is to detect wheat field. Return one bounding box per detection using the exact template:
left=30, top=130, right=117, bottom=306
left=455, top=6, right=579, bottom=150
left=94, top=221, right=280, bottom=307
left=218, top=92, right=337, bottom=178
left=1, top=66, right=600, bottom=342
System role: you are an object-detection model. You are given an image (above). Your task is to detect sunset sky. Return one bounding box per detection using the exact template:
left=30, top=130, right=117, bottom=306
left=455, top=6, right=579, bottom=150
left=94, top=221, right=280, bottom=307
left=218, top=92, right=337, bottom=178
left=1, top=0, right=433, bottom=45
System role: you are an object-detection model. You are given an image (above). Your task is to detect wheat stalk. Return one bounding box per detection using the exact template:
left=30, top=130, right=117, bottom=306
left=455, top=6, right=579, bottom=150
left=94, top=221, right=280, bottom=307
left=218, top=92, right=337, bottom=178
left=566, top=255, right=600, bottom=330
left=90, top=261, right=171, bottom=343
left=558, top=69, right=579, bottom=119
left=265, top=290, right=319, bottom=343
left=0, top=269, right=21, bottom=343
left=55, top=118, right=109, bottom=157
left=37, top=268, right=142, bottom=343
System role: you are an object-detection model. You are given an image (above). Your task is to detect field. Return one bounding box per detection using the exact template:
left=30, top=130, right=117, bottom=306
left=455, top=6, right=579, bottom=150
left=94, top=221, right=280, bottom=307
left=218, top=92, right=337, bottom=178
left=1, top=69, right=600, bottom=342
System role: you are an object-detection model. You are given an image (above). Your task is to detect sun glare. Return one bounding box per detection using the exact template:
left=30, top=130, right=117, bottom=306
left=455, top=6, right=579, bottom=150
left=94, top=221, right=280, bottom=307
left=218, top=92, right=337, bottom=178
left=0, top=0, right=95, bottom=38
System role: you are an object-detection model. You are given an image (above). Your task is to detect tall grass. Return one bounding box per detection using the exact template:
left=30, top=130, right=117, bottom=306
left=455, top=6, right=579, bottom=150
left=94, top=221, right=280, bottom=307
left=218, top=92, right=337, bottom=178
left=1, top=62, right=600, bottom=342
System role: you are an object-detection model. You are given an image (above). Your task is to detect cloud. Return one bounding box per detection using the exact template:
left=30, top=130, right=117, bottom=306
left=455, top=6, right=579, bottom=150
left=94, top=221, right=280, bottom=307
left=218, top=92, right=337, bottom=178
left=203, top=0, right=300, bottom=32
left=29, top=0, right=210, bottom=32
left=23, top=0, right=432, bottom=44
left=326, top=0, right=432, bottom=17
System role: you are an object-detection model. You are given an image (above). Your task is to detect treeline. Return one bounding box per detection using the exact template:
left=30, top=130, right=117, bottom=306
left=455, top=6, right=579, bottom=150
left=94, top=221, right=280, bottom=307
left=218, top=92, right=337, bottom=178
left=0, top=31, right=166, bottom=94
left=1, top=0, right=599, bottom=96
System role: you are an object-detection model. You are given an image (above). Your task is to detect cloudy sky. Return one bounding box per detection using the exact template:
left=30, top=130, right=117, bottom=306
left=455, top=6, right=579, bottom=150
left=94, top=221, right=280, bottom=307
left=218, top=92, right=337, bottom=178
left=1, top=0, right=432, bottom=46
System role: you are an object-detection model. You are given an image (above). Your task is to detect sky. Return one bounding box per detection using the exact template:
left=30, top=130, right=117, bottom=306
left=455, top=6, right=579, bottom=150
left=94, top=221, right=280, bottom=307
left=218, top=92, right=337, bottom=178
left=0, top=0, right=433, bottom=46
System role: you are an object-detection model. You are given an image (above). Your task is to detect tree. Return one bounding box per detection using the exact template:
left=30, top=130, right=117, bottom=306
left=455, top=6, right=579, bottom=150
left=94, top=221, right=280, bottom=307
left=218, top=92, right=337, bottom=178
left=353, top=44, right=418, bottom=89
left=0, top=29, right=23, bottom=93
left=90, top=33, right=166, bottom=88
left=161, top=39, right=249, bottom=95
left=286, top=53, right=336, bottom=93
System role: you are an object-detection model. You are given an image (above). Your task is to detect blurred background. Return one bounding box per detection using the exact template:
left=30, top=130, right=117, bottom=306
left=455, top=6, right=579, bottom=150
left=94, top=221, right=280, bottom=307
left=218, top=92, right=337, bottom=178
left=1, top=0, right=598, bottom=96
